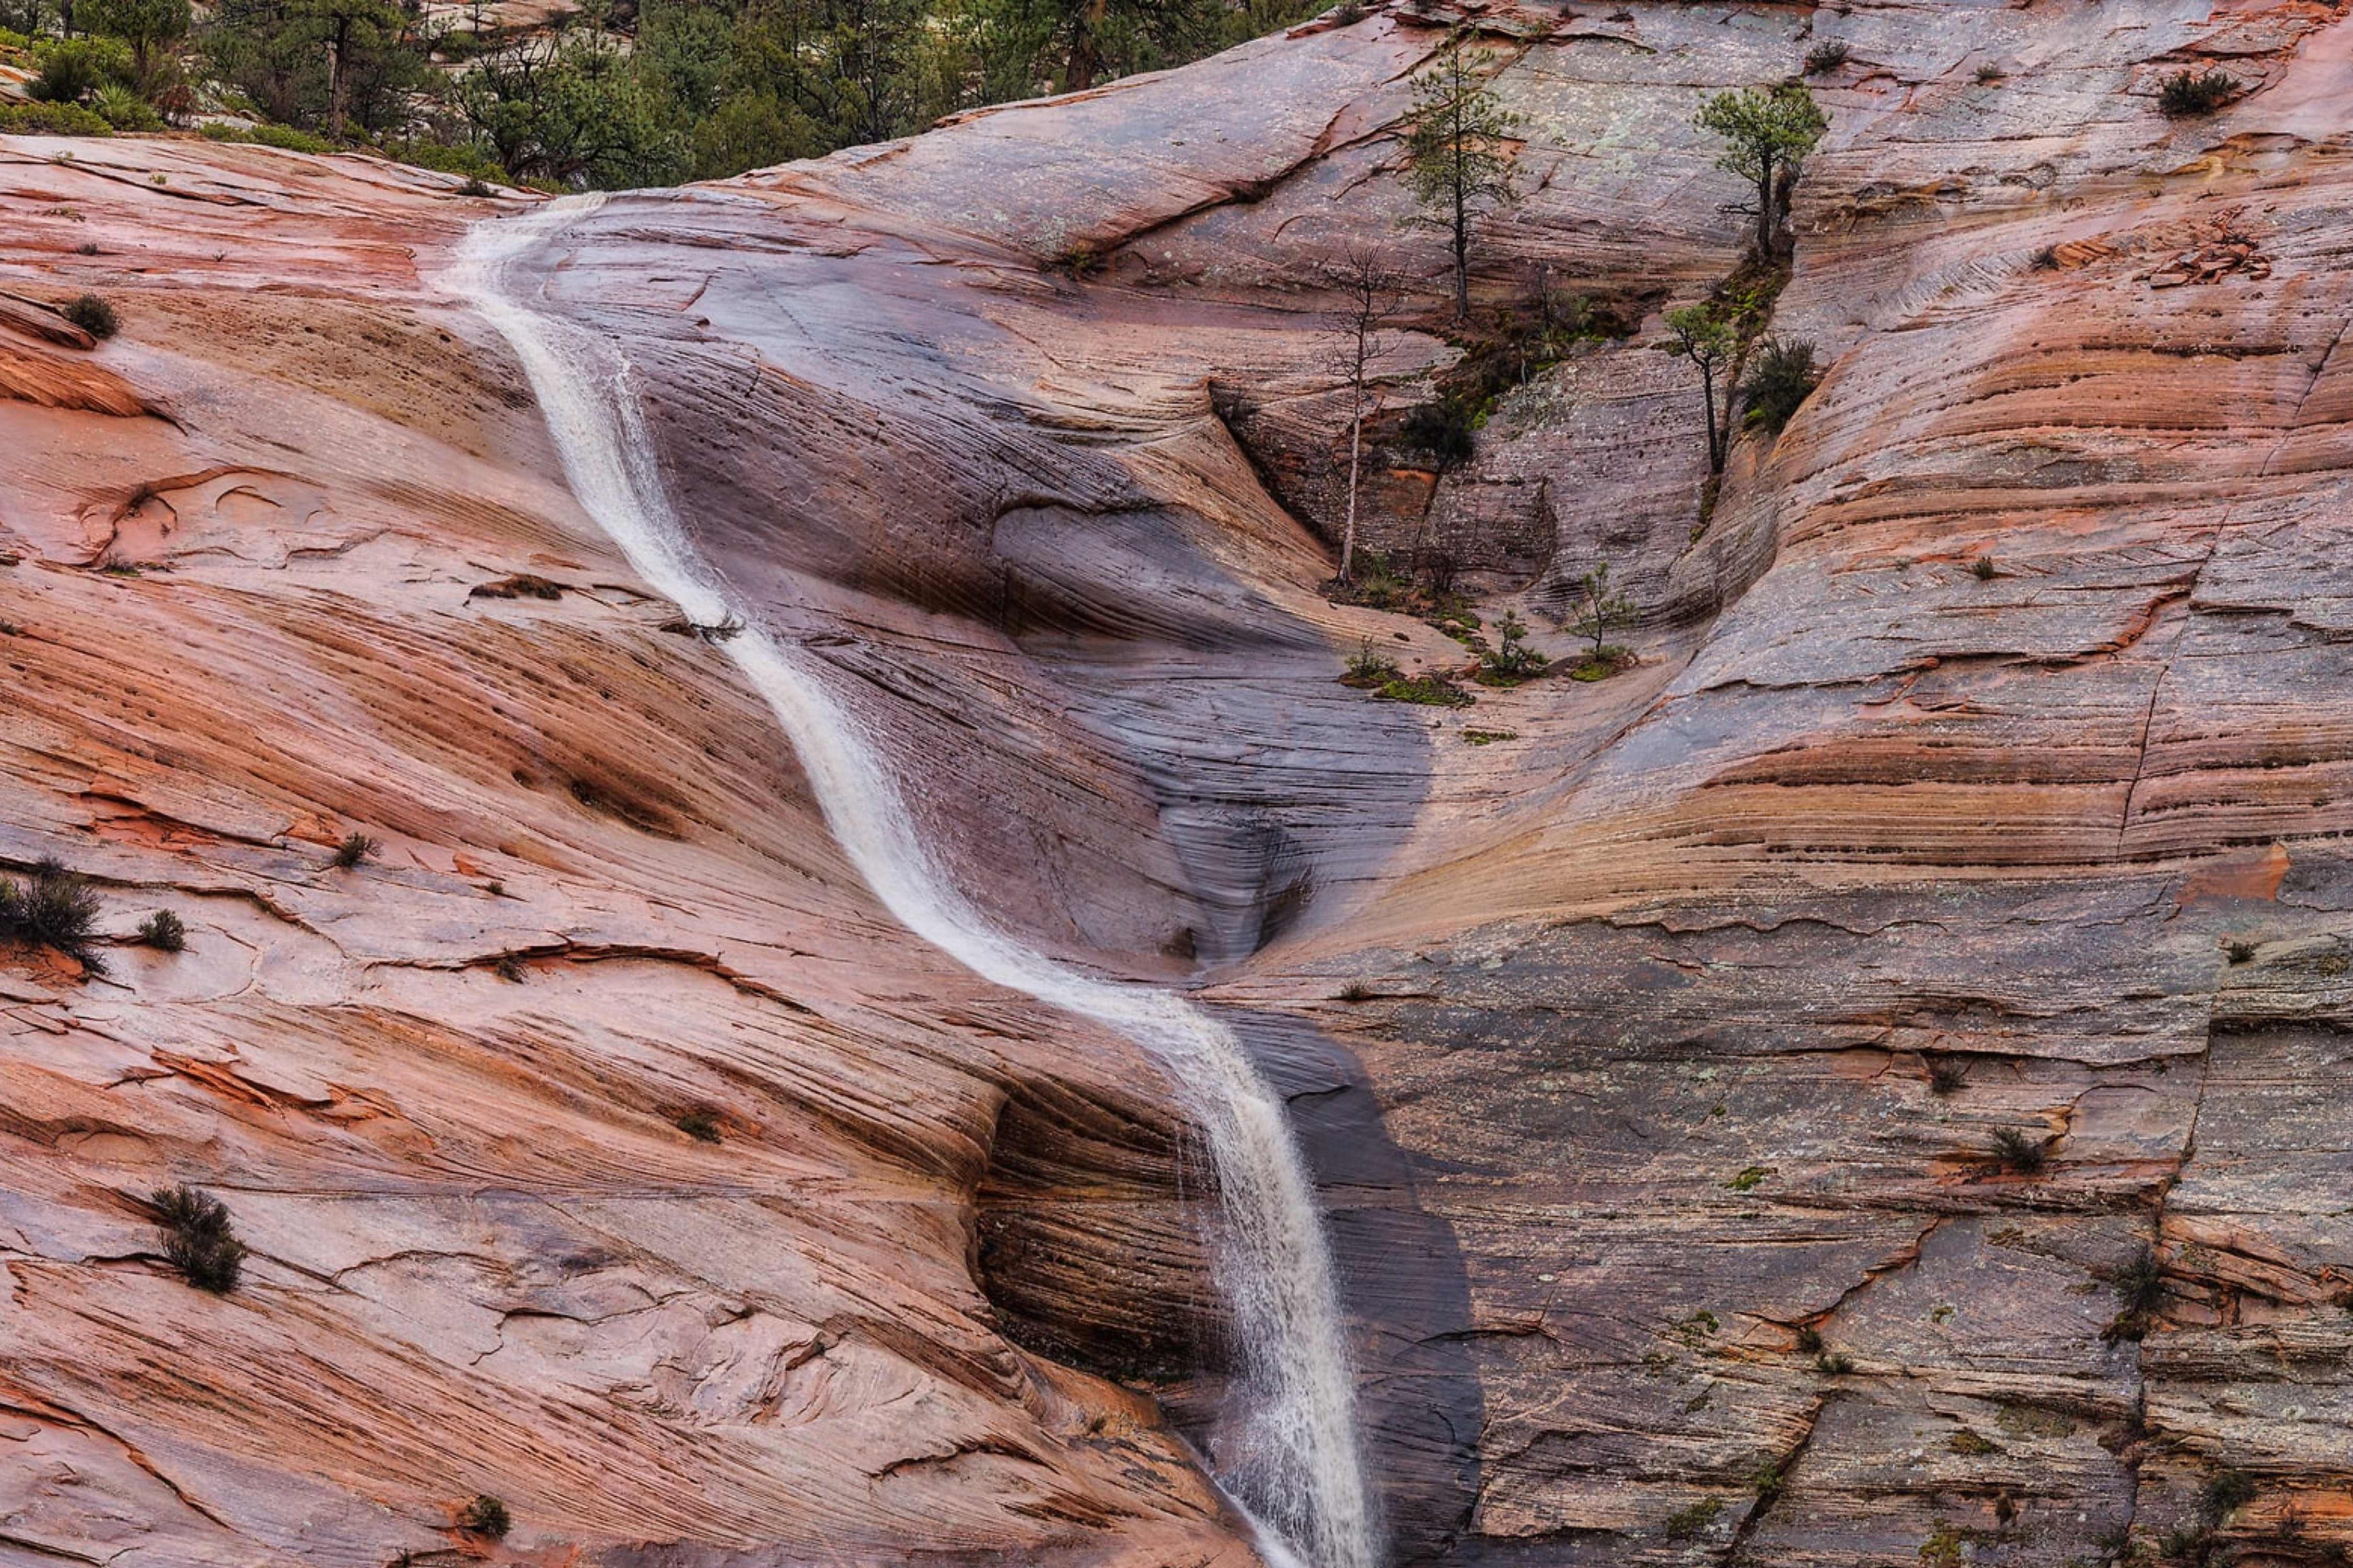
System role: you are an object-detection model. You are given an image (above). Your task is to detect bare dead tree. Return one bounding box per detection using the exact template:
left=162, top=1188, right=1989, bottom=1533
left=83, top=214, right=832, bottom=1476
left=1326, top=249, right=1408, bottom=585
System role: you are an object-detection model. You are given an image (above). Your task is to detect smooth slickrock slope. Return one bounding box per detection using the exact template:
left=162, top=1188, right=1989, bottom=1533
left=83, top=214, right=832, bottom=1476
left=7, top=0, right=2353, bottom=1564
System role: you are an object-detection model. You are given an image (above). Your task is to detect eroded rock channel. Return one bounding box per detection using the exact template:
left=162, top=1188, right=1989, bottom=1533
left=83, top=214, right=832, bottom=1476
left=9, top=0, right=2353, bottom=1563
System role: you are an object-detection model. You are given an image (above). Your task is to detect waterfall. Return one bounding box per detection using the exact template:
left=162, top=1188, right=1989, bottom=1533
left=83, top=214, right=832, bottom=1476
left=449, top=197, right=1376, bottom=1568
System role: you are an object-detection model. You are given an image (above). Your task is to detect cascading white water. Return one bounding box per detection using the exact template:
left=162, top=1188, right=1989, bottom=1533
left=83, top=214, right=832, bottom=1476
left=449, top=196, right=1376, bottom=1568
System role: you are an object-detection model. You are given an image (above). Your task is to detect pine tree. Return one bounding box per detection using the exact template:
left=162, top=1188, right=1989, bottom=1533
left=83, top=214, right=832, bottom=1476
left=1694, top=83, right=1828, bottom=259
left=1403, top=34, right=1521, bottom=319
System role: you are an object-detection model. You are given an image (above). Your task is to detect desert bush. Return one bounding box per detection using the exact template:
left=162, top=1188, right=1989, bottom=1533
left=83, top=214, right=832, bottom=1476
left=1927, top=1058, right=1968, bottom=1095
left=1972, top=557, right=1998, bottom=581
left=1803, top=40, right=1849, bottom=75
left=2118, top=1246, right=2165, bottom=1316
left=461, top=1495, right=511, bottom=1538
left=0, top=858, right=102, bottom=966
left=137, top=909, right=185, bottom=951
left=2225, top=939, right=2255, bottom=964
left=1400, top=398, right=1477, bottom=466
left=1741, top=337, right=1819, bottom=435
left=63, top=293, right=118, bottom=338
left=470, top=573, right=563, bottom=600
left=1974, top=63, right=2003, bottom=84
left=2158, top=68, right=2238, bottom=116
left=153, top=1183, right=246, bottom=1292
left=674, top=1107, right=722, bottom=1143
left=1990, top=1126, right=2048, bottom=1175
left=331, top=831, right=378, bottom=869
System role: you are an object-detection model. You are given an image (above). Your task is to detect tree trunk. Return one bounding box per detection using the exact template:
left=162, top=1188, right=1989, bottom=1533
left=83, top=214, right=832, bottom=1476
left=328, top=17, right=350, bottom=141
left=1065, top=0, right=1104, bottom=90
left=1701, top=364, right=1722, bottom=472
left=1754, top=155, right=1776, bottom=258
left=1453, top=191, right=1470, bottom=318
left=1342, top=403, right=1364, bottom=581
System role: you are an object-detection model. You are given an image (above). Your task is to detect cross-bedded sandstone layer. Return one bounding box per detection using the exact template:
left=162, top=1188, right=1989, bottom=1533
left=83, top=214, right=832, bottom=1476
left=7, top=0, right=2353, bottom=1563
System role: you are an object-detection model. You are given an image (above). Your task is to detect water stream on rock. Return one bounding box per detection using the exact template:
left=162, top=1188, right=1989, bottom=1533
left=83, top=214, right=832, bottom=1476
left=451, top=196, right=1374, bottom=1568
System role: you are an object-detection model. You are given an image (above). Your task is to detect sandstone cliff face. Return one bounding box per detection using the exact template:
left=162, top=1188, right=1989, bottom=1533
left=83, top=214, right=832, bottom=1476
left=6, top=0, right=2353, bottom=1564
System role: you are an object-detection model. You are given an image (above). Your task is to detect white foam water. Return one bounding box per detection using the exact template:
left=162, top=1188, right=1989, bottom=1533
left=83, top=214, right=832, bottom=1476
left=450, top=196, right=1376, bottom=1568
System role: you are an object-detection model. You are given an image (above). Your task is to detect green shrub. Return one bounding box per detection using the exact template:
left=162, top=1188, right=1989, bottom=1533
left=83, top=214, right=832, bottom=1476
left=1373, top=673, right=1472, bottom=707
left=1566, top=561, right=1636, bottom=675
left=1663, top=1497, right=1723, bottom=1540
left=30, top=35, right=132, bottom=103
left=2158, top=68, right=2238, bottom=117
left=137, top=909, right=185, bottom=951
left=1477, top=610, right=1548, bottom=684
left=331, top=831, right=378, bottom=869
left=2118, top=1246, right=2165, bottom=1315
left=246, top=121, right=336, bottom=153
left=461, top=1495, right=511, bottom=1537
left=0, top=100, right=114, bottom=135
left=2201, top=1469, right=2254, bottom=1522
left=1803, top=40, right=1849, bottom=75
left=153, top=1184, right=246, bottom=1292
left=92, top=84, right=160, bottom=131
left=0, top=859, right=103, bottom=968
left=1344, top=639, right=1400, bottom=684
left=1741, top=337, right=1819, bottom=435
left=63, top=293, right=118, bottom=338
left=387, top=136, right=507, bottom=184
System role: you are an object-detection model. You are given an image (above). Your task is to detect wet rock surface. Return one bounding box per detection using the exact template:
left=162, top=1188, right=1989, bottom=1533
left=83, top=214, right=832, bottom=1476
left=7, top=0, right=2353, bottom=1563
